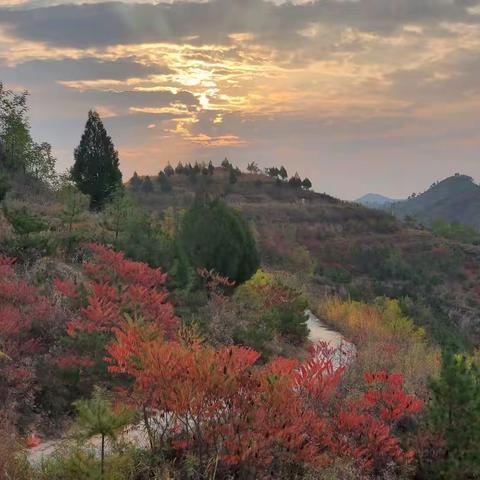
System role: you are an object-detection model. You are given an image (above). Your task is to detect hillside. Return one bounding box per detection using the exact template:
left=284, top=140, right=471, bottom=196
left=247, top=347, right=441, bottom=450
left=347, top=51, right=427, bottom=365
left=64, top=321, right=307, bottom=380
left=392, top=174, right=480, bottom=228
left=130, top=167, right=480, bottom=348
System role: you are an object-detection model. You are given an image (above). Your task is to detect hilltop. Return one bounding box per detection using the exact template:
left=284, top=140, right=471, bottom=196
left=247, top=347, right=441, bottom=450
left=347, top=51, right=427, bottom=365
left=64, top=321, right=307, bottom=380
left=392, top=174, right=480, bottom=228
left=356, top=193, right=399, bottom=208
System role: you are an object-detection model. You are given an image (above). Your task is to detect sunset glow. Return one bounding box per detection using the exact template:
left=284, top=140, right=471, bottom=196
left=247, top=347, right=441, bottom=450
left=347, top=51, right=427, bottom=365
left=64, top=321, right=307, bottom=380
left=1, top=0, right=479, bottom=198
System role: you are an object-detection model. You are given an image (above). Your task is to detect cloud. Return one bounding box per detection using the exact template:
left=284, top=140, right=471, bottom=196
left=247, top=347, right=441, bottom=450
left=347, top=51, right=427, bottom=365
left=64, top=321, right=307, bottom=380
left=0, top=0, right=479, bottom=50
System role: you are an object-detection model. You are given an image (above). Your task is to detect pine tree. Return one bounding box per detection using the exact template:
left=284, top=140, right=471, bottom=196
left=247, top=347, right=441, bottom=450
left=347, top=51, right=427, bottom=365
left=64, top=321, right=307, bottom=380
left=158, top=171, right=172, bottom=192
left=179, top=198, right=259, bottom=283
left=142, top=175, right=154, bottom=194
left=428, top=349, right=480, bottom=478
left=164, top=163, right=174, bottom=177
left=288, top=173, right=302, bottom=188
left=207, top=161, right=215, bottom=175
left=71, top=110, right=122, bottom=210
left=175, top=162, right=185, bottom=174
left=73, top=387, right=133, bottom=479
left=302, top=178, right=312, bottom=190
left=129, top=171, right=143, bottom=192
left=279, top=166, right=288, bottom=180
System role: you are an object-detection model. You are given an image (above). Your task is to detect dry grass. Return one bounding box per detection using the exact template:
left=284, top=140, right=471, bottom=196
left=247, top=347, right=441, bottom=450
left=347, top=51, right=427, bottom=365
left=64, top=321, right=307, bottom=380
left=318, top=297, right=440, bottom=398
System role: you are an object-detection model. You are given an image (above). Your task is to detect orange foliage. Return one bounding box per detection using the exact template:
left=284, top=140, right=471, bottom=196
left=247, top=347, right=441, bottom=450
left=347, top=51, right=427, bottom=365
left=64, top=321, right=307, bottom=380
left=56, top=244, right=179, bottom=369
left=107, top=319, right=423, bottom=477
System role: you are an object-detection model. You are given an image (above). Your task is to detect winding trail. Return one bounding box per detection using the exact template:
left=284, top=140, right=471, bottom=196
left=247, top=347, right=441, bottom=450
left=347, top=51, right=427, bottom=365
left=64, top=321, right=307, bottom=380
left=27, top=310, right=353, bottom=465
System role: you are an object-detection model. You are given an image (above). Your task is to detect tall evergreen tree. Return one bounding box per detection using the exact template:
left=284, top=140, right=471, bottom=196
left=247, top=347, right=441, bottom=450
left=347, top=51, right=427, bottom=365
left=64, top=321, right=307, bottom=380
left=71, top=110, right=122, bottom=210
left=427, top=349, right=480, bottom=478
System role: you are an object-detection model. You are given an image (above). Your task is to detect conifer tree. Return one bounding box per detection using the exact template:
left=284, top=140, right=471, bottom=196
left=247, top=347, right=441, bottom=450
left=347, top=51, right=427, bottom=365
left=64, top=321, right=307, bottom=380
left=129, top=171, right=143, bottom=192
left=73, top=387, right=133, bottom=479
left=142, top=175, right=154, bottom=194
left=302, top=178, right=312, bottom=190
left=158, top=171, right=172, bottom=192
left=179, top=198, right=259, bottom=283
left=428, top=349, right=480, bottom=478
left=71, top=110, right=122, bottom=210
left=207, top=160, right=215, bottom=175
left=164, top=163, right=174, bottom=177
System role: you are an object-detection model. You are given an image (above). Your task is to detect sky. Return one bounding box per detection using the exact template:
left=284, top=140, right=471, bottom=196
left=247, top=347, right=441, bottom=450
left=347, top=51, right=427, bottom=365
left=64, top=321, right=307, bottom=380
left=0, top=0, right=479, bottom=200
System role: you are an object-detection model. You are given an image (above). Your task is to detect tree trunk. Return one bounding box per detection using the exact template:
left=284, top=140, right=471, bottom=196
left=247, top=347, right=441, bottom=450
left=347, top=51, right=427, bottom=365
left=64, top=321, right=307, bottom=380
left=101, top=433, right=105, bottom=480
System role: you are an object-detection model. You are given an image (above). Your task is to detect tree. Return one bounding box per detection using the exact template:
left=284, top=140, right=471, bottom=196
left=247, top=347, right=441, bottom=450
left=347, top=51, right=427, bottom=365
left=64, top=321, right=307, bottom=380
left=179, top=199, right=259, bottom=284
left=221, top=157, right=231, bottom=169
left=207, top=160, right=215, bottom=175
left=175, top=162, right=185, bottom=174
left=0, top=83, right=30, bottom=171
left=302, top=178, right=312, bottom=190
left=71, top=110, right=122, bottom=210
left=157, top=171, right=172, bottom=192
left=142, top=175, right=154, bottom=194
left=265, top=166, right=279, bottom=178
left=73, top=387, right=133, bottom=479
left=247, top=161, right=260, bottom=174
left=279, top=166, right=288, bottom=180
left=427, top=349, right=480, bottom=478
left=164, top=163, right=174, bottom=177
left=59, top=183, right=89, bottom=233
left=129, top=171, right=143, bottom=192
left=229, top=168, right=238, bottom=185
left=24, top=141, right=57, bottom=186
left=102, top=189, right=135, bottom=243
left=288, top=173, right=302, bottom=188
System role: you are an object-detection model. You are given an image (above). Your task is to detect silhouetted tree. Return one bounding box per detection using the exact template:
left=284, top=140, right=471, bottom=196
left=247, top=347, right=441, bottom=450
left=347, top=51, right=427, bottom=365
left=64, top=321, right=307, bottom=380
left=129, top=171, right=143, bottom=192
left=142, top=175, right=154, bottom=194
left=71, top=110, right=122, bottom=210
left=279, top=166, right=288, bottom=180
left=288, top=173, right=302, bottom=188
left=175, top=162, right=185, bottom=174
left=266, top=167, right=279, bottom=178
left=158, top=171, right=172, bottom=192
left=164, top=163, right=174, bottom=177
left=302, top=178, right=312, bottom=190
left=208, top=161, right=215, bottom=175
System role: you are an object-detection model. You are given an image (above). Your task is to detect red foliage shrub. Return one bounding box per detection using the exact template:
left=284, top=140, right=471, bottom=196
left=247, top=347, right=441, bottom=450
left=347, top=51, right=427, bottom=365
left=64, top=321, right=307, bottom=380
left=107, top=319, right=423, bottom=477
left=330, top=372, right=424, bottom=473
left=0, top=255, right=58, bottom=416
left=56, top=244, right=179, bottom=370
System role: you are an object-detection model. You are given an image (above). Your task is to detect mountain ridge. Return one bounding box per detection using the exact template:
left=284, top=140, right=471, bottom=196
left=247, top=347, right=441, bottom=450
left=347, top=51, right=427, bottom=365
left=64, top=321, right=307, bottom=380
left=392, top=174, right=480, bottom=228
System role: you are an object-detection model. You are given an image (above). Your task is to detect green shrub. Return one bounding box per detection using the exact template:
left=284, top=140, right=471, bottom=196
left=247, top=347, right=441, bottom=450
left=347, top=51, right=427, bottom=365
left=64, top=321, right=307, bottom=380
left=179, top=198, right=259, bottom=284
left=3, top=205, right=48, bottom=235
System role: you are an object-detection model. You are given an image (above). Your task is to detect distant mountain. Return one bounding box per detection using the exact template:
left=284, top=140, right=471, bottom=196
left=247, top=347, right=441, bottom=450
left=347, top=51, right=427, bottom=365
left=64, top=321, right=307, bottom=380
left=392, top=174, right=480, bottom=228
left=356, top=193, right=398, bottom=208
